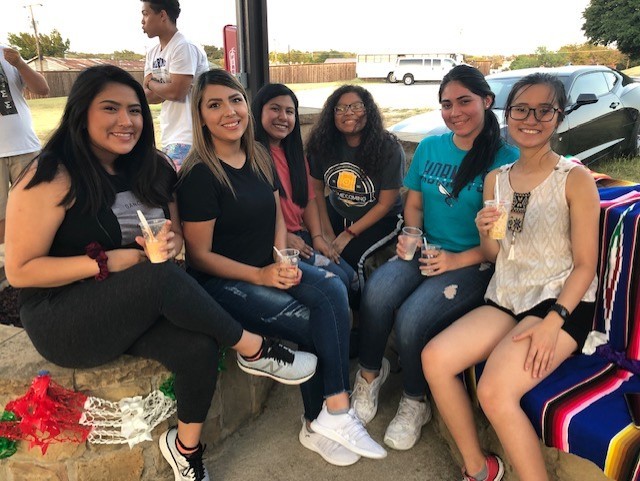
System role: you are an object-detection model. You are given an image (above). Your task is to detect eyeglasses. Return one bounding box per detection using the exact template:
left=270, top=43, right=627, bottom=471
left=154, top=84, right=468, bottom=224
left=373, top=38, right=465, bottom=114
left=507, top=106, right=560, bottom=122
left=334, top=102, right=365, bottom=115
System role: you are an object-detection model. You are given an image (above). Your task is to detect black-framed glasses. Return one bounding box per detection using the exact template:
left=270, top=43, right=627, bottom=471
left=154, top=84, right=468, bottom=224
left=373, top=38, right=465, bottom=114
left=507, top=106, right=560, bottom=122
left=334, top=102, right=365, bottom=115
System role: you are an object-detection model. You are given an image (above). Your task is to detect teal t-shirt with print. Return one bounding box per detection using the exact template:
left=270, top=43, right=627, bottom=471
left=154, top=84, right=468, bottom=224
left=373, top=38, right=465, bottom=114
left=404, top=132, right=519, bottom=253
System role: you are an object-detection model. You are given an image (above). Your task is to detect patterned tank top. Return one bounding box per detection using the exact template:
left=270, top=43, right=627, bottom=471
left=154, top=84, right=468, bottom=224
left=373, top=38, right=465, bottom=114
left=484, top=156, right=598, bottom=314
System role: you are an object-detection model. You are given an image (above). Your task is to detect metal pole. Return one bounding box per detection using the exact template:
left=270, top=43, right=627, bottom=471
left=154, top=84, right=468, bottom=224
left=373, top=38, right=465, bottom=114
left=235, top=0, right=269, bottom=101
left=25, top=4, right=44, bottom=73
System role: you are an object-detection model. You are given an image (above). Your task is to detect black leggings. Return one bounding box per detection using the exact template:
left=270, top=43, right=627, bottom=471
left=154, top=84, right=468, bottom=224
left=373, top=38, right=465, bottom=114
left=20, top=261, right=244, bottom=423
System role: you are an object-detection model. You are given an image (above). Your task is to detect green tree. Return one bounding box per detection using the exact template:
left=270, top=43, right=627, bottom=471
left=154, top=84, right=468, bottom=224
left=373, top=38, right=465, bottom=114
left=112, top=50, right=144, bottom=61
left=203, top=45, right=224, bottom=66
left=583, top=0, right=640, bottom=61
left=7, top=29, right=70, bottom=59
left=510, top=47, right=566, bottom=70
left=559, top=43, right=628, bottom=69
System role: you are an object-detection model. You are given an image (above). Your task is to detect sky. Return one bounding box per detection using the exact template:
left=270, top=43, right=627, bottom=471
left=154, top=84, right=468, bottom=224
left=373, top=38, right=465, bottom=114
left=1, top=0, right=593, bottom=58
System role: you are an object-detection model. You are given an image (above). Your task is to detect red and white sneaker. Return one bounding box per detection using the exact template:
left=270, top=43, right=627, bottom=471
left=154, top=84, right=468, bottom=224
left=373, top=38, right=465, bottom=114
left=462, top=454, right=505, bottom=481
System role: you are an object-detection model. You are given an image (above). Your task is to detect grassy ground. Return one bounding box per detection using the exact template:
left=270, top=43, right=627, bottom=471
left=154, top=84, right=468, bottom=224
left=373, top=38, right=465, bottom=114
left=29, top=97, right=163, bottom=148
left=26, top=97, right=639, bottom=182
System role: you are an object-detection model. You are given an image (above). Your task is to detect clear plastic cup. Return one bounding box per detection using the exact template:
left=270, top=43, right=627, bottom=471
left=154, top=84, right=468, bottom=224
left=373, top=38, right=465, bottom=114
left=484, top=199, right=511, bottom=240
left=139, top=218, right=168, bottom=263
left=401, top=226, right=423, bottom=261
left=277, top=248, right=300, bottom=268
left=421, top=243, right=442, bottom=276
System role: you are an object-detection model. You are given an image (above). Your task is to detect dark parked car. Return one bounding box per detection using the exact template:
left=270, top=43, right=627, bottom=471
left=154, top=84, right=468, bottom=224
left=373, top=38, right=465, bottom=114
left=388, top=66, right=640, bottom=164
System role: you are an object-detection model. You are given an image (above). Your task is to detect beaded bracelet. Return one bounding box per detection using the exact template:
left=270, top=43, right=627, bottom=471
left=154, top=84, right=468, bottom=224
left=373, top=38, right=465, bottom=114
left=85, top=241, right=109, bottom=281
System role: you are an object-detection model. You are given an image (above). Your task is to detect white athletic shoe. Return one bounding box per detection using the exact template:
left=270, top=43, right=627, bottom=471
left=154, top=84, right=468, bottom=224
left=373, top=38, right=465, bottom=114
left=383, top=396, right=432, bottom=450
left=299, top=416, right=361, bottom=466
left=159, top=426, right=210, bottom=481
left=236, top=338, right=317, bottom=385
left=310, top=404, right=387, bottom=459
left=351, top=357, right=390, bottom=425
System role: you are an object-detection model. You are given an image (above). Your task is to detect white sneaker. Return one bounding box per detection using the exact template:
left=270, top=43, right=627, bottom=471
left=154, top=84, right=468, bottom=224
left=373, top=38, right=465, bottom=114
left=298, top=416, right=361, bottom=466
left=159, top=426, right=210, bottom=481
left=236, top=338, right=317, bottom=385
left=351, top=357, right=390, bottom=424
left=384, top=396, right=432, bottom=450
left=310, top=404, right=387, bottom=459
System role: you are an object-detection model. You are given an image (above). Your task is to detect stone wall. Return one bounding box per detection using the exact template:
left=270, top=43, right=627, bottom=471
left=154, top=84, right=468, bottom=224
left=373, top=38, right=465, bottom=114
left=0, top=325, right=273, bottom=481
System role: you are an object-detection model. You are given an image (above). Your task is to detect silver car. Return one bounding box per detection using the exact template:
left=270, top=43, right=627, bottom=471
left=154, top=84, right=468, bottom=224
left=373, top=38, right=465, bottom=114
left=389, top=66, right=640, bottom=165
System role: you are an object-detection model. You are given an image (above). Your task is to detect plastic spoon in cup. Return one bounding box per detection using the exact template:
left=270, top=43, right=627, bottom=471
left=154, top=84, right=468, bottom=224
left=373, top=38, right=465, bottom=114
left=137, top=210, right=155, bottom=241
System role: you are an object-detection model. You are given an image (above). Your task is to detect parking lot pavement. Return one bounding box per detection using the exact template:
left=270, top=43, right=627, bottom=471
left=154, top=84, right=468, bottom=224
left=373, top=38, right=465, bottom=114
left=208, top=360, right=460, bottom=480
left=292, top=82, right=442, bottom=110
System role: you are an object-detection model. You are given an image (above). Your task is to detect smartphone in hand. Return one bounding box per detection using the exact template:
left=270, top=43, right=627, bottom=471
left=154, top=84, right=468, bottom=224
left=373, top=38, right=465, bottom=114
left=624, top=393, right=640, bottom=429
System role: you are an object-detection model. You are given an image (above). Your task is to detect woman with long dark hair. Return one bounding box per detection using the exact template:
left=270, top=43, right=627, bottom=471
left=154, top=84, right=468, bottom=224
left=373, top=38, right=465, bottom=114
left=5, top=65, right=316, bottom=481
left=251, top=83, right=358, bottom=297
left=352, top=65, right=519, bottom=452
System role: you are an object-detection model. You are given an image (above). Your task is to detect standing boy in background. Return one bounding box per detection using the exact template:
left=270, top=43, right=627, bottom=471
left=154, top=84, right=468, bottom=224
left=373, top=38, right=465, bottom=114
left=141, top=0, right=209, bottom=170
left=0, top=45, right=49, bottom=281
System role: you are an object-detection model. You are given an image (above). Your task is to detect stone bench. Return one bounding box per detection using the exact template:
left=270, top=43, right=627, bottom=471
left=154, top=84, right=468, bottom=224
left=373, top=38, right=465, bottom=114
left=0, top=324, right=273, bottom=481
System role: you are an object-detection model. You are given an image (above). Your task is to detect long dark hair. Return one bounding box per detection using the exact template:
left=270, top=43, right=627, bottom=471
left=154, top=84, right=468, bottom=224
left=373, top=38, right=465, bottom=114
left=23, top=65, right=175, bottom=214
left=306, top=84, right=399, bottom=180
left=252, top=83, right=307, bottom=208
left=439, top=65, right=503, bottom=198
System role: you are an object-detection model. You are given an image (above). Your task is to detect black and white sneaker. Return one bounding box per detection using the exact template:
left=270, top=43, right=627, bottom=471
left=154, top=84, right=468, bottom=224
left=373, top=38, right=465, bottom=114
left=236, top=338, right=317, bottom=385
left=159, top=427, right=209, bottom=481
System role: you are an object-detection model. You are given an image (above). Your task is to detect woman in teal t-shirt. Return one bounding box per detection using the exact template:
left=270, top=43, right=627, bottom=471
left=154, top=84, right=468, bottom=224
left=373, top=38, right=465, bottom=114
left=352, top=65, right=519, bottom=451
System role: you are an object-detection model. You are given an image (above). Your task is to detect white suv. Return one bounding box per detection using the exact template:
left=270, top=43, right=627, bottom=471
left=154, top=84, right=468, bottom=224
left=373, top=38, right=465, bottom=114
left=394, top=57, right=457, bottom=85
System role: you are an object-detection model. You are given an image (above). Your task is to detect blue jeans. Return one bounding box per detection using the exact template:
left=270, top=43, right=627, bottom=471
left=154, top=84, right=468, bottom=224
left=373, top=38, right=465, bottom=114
left=162, top=143, right=191, bottom=170
left=199, top=261, right=351, bottom=421
left=359, top=255, right=494, bottom=398
left=295, top=230, right=359, bottom=296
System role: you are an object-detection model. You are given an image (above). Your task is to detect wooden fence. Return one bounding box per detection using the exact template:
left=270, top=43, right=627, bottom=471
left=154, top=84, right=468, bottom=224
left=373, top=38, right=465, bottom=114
left=269, top=63, right=356, bottom=84
left=24, top=64, right=356, bottom=99
left=24, top=70, right=145, bottom=99
left=24, top=61, right=489, bottom=98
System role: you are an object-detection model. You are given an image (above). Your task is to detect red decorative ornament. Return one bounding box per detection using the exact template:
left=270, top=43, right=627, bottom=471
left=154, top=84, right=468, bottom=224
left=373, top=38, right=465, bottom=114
left=0, top=373, right=91, bottom=454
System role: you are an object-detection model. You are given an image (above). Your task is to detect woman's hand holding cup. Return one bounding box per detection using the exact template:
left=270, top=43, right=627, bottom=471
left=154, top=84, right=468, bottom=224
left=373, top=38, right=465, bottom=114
left=135, top=218, right=174, bottom=263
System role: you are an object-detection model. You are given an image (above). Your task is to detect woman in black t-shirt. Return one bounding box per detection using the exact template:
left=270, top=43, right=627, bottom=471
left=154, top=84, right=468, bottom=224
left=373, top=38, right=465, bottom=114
left=177, top=69, right=387, bottom=466
left=6, top=65, right=315, bottom=481
left=306, top=85, right=405, bottom=286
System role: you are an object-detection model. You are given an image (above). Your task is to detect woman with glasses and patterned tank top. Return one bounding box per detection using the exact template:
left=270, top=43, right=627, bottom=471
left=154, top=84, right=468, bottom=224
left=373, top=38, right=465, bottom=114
left=422, top=72, right=599, bottom=481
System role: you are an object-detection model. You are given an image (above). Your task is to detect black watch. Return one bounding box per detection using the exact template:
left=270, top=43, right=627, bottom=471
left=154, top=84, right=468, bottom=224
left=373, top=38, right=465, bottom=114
left=547, top=303, right=570, bottom=323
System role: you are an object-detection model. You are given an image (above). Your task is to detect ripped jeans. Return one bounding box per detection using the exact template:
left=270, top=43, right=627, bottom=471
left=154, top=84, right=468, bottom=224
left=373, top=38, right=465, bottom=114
left=359, top=255, right=494, bottom=398
left=199, top=261, right=351, bottom=421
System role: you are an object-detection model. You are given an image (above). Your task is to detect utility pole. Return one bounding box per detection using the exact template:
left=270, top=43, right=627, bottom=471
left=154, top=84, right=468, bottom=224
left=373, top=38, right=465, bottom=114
left=25, top=3, right=44, bottom=73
